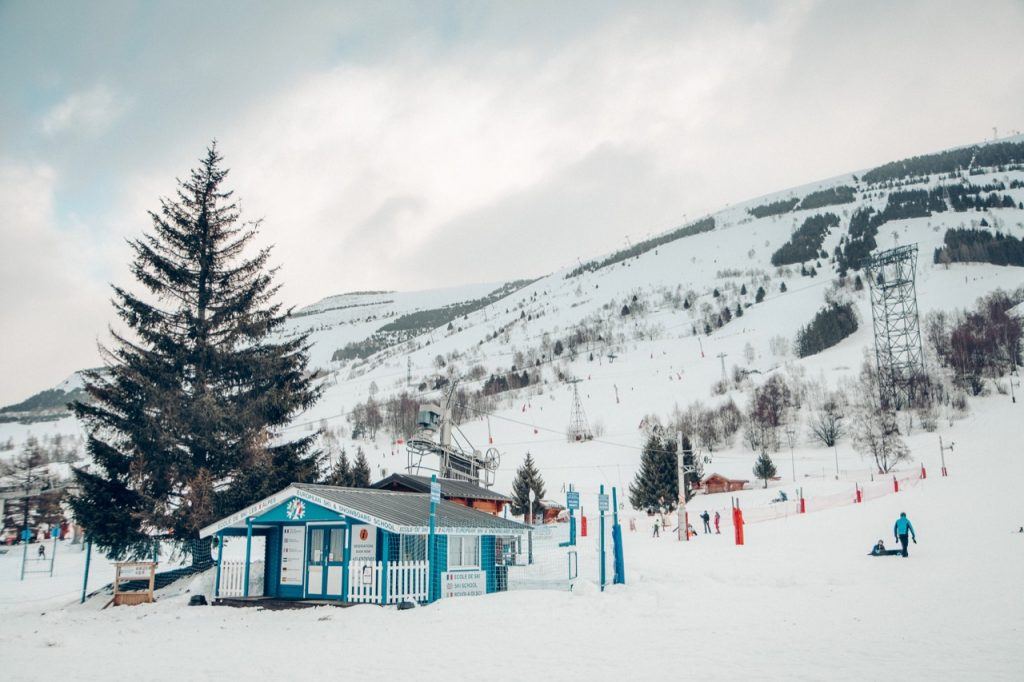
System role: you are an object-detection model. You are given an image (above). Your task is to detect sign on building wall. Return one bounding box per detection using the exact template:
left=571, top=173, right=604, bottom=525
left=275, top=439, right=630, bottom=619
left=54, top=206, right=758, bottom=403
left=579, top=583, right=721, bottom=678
left=350, top=525, right=377, bottom=562
left=280, top=526, right=305, bottom=586
left=441, top=570, right=486, bottom=598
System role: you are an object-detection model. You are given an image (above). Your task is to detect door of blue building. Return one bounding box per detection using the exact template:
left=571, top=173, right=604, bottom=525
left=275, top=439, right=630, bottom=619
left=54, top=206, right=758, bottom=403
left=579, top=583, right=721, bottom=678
left=305, top=524, right=346, bottom=599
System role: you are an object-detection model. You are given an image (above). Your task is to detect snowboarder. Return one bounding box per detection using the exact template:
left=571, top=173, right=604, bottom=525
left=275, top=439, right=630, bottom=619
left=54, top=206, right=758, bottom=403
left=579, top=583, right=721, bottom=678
left=701, top=511, right=711, bottom=533
left=714, top=511, right=721, bottom=534
left=893, top=512, right=917, bottom=557
left=652, top=517, right=660, bottom=537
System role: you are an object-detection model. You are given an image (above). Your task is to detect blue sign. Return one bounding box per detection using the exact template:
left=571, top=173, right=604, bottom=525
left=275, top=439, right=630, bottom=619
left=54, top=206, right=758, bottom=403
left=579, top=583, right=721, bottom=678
left=430, top=481, right=441, bottom=504
left=566, top=491, right=580, bottom=510
left=598, top=494, right=609, bottom=512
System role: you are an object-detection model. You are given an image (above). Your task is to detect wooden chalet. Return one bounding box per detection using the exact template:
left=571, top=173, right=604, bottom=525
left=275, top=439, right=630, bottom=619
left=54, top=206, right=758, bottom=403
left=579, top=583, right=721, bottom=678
left=370, top=473, right=512, bottom=515
left=700, top=473, right=749, bottom=494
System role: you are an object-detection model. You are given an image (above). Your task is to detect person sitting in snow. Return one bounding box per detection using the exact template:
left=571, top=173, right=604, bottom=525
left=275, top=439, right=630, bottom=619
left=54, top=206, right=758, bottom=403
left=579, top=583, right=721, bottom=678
left=893, top=512, right=917, bottom=557
left=869, top=539, right=901, bottom=556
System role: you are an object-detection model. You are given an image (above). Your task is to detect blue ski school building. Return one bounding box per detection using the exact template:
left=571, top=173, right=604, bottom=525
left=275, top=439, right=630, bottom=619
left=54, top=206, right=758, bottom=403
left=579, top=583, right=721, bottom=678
left=200, top=483, right=528, bottom=605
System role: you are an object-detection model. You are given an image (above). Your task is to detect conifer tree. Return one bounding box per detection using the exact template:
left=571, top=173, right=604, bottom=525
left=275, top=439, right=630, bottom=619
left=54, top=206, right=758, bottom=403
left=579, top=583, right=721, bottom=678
left=510, top=453, right=545, bottom=522
left=629, top=435, right=677, bottom=513
left=753, top=451, right=777, bottom=488
left=351, top=448, right=372, bottom=488
left=70, top=145, right=322, bottom=562
left=327, top=449, right=352, bottom=487
left=755, top=286, right=766, bottom=303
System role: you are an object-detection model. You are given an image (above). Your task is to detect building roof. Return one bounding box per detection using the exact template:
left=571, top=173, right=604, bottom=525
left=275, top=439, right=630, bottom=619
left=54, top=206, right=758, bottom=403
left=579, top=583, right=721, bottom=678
left=199, top=482, right=528, bottom=538
left=703, top=473, right=749, bottom=483
left=370, top=473, right=512, bottom=503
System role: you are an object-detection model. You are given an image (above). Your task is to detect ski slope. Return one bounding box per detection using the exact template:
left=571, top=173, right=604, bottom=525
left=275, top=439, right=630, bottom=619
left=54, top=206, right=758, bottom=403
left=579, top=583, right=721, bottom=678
left=0, top=395, right=1020, bottom=681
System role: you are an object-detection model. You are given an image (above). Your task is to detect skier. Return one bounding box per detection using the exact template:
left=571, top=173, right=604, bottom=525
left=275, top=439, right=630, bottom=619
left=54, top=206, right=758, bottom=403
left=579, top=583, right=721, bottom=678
left=652, top=517, right=660, bottom=538
left=37, top=543, right=46, bottom=560
left=893, top=512, right=917, bottom=557
left=713, top=511, right=721, bottom=534
left=701, top=510, right=711, bottom=534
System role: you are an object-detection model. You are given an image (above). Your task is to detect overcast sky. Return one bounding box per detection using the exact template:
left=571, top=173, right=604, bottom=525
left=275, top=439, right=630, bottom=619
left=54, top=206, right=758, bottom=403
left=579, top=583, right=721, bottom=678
left=1, top=0, right=1023, bottom=404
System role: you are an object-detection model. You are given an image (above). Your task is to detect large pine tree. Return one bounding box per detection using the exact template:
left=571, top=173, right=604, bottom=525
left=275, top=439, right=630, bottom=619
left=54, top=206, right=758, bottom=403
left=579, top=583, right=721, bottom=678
left=628, top=434, right=701, bottom=512
left=510, top=453, right=546, bottom=522
left=629, top=434, right=677, bottom=513
left=71, top=145, right=322, bottom=562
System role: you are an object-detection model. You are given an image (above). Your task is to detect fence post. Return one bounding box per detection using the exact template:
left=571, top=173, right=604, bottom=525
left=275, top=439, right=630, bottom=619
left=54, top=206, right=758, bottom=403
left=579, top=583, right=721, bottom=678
left=380, top=533, right=389, bottom=605
left=893, top=476, right=899, bottom=493
left=920, top=465, right=927, bottom=479
left=732, top=500, right=745, bottom=546
left=243, top=517, right=253, bottom=598
left=599, top=484, right=606, bottom=592
left=214, top=532, right=224, bottom=598
left=611, top=487, right=625, bottom=585
left=427, top=474, right=438, bottom=603
left=799, top=487, right=806, bottom=514
left=80, top=537, right=92, bottom=604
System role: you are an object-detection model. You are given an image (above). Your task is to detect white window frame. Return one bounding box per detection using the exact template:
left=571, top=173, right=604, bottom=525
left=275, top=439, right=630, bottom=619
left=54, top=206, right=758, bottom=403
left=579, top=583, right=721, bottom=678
left=447, top=534, right=481, bottom=569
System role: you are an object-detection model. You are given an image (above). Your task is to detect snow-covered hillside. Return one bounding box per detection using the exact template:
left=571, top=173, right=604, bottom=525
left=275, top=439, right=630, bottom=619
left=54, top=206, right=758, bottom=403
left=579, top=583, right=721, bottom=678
left=4, top=136, right=1024, bottom=506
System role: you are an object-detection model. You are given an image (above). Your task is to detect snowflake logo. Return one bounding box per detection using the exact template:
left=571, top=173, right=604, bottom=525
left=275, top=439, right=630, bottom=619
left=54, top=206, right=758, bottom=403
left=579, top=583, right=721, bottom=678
left=286, top=498, right=305, bottom=520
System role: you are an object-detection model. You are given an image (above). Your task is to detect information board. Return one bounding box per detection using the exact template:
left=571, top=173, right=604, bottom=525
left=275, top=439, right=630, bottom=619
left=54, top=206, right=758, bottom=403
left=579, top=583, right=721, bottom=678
left=598, top=494, right=610, bottom=512
left=350, top=525, right=377, bottom=562
left=280, top=526, right=306, bottom=586
left=430, top=480, right=441, bottom=504
left=440, top=570, right=486, bottom=598
left=566, top=491, right=580, bottom=510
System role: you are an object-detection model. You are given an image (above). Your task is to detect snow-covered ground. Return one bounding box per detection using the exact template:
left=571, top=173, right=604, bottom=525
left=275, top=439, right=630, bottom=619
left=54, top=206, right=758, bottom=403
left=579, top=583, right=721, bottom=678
left=0, top=395, right=1021, bottom=681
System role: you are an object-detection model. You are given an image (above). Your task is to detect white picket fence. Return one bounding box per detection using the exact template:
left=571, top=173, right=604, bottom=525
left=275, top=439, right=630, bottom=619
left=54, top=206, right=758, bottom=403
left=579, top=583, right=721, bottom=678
left=218, top=560, right=265, bottom=597
left=347, top=560, right=429, bottom=604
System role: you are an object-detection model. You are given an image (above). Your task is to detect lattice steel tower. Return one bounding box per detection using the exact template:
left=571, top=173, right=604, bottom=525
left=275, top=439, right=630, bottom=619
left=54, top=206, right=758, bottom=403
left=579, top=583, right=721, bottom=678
left=864, top=244, right=925, bottom=410
left=567, top=379, right=593, bottom=442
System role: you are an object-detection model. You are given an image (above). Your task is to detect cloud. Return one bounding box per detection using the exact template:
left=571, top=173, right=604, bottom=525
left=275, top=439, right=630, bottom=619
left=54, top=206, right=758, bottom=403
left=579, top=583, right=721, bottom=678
left=220, top=4, right=808, bottom=301
left=3, top=0, right=1024, bottom=404
left=0, top=162, right=116, bottom=404
left=41, top=84, right=131, bottom=137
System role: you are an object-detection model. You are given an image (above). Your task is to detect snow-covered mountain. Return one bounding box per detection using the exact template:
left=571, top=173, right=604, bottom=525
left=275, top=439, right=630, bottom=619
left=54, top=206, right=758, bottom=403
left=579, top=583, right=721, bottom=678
left=5, top=136, right=1024, bottom=501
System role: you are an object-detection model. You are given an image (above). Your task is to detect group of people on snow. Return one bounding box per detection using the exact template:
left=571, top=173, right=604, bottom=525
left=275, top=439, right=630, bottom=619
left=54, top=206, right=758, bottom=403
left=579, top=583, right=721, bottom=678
left=869, top=512, right=917, bottom=558
left=650, top=510, right=721, bottom=537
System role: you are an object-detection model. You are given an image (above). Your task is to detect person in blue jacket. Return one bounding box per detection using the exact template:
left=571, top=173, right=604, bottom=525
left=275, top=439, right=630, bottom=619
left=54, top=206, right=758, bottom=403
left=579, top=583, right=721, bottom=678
left=893, top=512, right=916, bottom=557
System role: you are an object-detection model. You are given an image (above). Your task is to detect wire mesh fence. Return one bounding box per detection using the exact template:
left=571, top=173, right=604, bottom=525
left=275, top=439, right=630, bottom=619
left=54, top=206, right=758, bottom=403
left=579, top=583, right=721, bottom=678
left=624, top=467, right=930, bottom=536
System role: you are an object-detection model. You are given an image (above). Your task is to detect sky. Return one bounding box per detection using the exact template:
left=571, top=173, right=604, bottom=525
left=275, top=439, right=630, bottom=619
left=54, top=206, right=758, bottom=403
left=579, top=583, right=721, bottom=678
left=1, top=0, right=1023, bottom=405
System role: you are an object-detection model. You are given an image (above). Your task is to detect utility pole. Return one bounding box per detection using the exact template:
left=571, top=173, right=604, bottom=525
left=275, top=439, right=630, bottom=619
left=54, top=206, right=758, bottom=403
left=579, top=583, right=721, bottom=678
left=676, top=432, right=698, bottom=542
left=784, top=426, right=797, bottom=482
left=939, top=437, right=954, bottom=477
left=406, top=356, right=412, bottom=387
left=716, top=352, right=728, bottom=382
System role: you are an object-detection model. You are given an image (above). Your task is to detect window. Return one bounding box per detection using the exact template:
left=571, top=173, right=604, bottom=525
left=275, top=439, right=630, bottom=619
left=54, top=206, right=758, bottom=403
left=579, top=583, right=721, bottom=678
left=308, top=528, right=324, bottom=563
left=446, top=535, right=480, bottom=569
left=328, top=528, right=344, bottom=562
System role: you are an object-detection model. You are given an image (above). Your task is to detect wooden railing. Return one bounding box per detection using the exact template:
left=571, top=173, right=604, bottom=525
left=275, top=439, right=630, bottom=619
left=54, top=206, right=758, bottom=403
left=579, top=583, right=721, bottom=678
left=218, top=560, right=265, bottom=597
left=347, top=560, right=428, bottom=604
